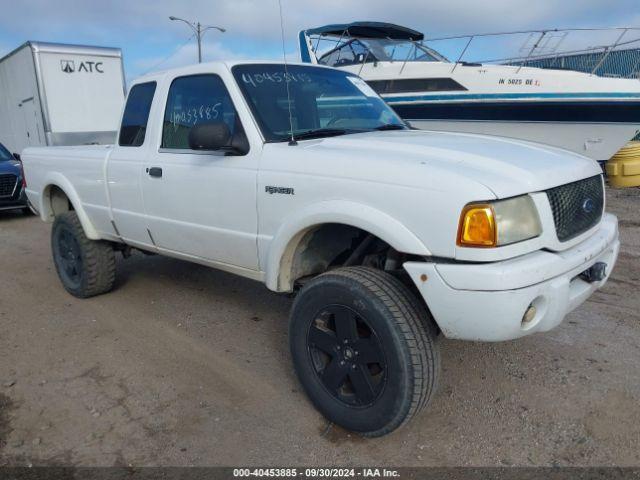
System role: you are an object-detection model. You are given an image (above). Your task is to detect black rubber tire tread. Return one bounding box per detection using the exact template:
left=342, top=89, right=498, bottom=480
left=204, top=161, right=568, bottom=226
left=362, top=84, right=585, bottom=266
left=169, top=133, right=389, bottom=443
left=292, top=266, right=440, bottom=437
left=332, top=267, right=440, bottom=436
left=52, top=212, right=116, bottom=298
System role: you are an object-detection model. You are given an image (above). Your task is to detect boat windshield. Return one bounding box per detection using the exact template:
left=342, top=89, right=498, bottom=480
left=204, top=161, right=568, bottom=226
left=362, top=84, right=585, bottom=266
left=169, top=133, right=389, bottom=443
left=317, top=38, right=449, bottom=68
left=232, top=64, right=407, bottom=143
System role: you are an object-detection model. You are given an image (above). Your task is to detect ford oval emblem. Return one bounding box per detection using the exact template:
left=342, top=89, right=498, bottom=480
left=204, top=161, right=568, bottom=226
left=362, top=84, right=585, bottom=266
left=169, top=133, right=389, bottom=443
left=582, top=198, right=595, bottom=214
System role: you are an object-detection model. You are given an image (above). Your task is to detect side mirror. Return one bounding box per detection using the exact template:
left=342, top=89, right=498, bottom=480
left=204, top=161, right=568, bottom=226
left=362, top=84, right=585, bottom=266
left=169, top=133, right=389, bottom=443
left=13, top=153, right=21, bottom=161
left=188, top=122, right=231, bottom=151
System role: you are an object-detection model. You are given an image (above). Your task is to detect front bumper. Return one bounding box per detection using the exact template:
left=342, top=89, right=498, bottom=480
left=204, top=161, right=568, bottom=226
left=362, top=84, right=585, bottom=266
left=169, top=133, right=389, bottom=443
left=404, top=213, right=620, bottom=341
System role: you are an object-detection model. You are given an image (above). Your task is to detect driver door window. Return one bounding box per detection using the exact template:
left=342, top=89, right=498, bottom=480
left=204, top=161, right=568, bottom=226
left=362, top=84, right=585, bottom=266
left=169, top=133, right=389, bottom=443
left=161, top=74, right=241, bottom=150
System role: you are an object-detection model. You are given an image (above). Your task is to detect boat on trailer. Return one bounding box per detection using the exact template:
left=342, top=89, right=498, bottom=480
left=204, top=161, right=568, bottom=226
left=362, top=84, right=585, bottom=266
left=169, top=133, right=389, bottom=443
left=299, top=22, right=640, bottom=162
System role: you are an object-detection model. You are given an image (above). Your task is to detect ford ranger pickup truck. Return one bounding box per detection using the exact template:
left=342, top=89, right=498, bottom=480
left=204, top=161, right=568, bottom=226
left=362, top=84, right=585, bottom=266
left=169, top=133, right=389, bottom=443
left=21, top=61, right=620, bottom=437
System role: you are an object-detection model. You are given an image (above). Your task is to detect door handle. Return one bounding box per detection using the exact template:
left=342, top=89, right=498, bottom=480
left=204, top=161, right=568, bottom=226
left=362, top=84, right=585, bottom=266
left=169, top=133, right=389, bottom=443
left=146, top=167, right=163, bottom=178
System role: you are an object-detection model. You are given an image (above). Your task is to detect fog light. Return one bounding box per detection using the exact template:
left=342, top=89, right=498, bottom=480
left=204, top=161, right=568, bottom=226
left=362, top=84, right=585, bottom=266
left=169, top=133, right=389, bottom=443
left=522, top=304, right=537, bottom=326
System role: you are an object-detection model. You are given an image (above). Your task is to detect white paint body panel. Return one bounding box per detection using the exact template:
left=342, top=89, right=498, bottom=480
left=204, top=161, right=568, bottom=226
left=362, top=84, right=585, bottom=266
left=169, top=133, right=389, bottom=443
left=0, top=42, right=125, bottom=154
left=0, top=45, right=45, bottom=153
left=22, top=61, right=619, bottom=342
left=37, top=51, right=124, bottom=134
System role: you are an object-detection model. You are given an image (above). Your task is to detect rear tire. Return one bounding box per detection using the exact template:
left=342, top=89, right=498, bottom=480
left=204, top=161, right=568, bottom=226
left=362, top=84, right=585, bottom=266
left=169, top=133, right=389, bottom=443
left=289, top=266, right=440, bottom=437
left=51, top=212, right=116, bottom=298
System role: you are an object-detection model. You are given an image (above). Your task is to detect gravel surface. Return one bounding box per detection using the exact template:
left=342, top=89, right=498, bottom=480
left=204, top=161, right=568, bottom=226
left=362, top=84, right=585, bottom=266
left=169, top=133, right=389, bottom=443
left=0, top=188, right=638, bottom=467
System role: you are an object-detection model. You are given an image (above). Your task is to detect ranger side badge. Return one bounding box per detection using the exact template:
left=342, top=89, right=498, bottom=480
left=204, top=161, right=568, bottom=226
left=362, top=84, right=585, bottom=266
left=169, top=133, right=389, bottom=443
left=265, top=186, right=295, bottom=195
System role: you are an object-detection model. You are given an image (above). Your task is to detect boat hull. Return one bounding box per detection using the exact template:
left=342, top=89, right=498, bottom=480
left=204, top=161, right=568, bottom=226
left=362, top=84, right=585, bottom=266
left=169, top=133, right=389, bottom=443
left=404, top=116, right=639, bottom=162
left=388, top=97, right=640, bottom=161
left=342, top=63, right=640, bottom=161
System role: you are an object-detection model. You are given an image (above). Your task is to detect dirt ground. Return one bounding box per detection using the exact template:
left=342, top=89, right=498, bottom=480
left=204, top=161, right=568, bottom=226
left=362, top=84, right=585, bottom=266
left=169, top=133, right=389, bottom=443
left=0, top=188, right=638, bottom=467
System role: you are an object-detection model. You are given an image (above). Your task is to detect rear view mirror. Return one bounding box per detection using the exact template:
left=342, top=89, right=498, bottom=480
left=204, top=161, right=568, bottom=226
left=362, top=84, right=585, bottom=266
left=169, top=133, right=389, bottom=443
left=13, top=153, right=20, bottom=161
left=188, top=122, right=231, bottom=151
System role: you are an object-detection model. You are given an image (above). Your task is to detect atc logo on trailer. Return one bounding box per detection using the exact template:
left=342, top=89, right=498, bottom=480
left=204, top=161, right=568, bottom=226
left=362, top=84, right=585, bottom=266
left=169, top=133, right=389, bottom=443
left=60, top=60, right=74, bottom=73
left=61, top=59, right=105, bottom=74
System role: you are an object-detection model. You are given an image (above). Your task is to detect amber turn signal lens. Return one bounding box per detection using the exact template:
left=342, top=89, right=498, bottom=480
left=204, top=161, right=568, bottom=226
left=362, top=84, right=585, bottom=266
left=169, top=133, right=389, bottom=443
left=457, top=204, right=497, bottom=247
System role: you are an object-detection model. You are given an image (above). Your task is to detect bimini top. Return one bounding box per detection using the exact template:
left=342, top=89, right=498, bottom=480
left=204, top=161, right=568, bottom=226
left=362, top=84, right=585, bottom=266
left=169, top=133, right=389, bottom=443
left=304, top=22, right=424, bottom=41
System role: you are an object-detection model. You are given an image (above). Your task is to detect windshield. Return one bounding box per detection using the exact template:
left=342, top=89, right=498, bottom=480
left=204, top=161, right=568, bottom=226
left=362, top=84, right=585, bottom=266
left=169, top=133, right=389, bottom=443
left=232, top=64, right=407, bottom=142
left=317, top=38, right=449, bottom=67
left=0, top=143, right=12, bottom=161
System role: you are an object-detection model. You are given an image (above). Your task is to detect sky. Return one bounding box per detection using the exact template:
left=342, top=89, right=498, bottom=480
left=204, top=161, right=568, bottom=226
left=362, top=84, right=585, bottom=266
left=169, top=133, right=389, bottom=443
left=0, top=0, right=639, bottom=82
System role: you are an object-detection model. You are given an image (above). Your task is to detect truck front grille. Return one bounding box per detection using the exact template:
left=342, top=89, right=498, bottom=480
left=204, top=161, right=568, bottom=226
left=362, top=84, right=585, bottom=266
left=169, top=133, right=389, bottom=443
left=0, top=174, right=17, bottom=198
left=546, top=175, right=604, bottom=242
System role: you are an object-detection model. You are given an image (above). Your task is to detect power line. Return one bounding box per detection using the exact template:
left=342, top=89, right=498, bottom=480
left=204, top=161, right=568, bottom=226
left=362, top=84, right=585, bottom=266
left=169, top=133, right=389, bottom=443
left=140, top=34, right=196, bottom=76
left=169, top=16, right=226, bottom=63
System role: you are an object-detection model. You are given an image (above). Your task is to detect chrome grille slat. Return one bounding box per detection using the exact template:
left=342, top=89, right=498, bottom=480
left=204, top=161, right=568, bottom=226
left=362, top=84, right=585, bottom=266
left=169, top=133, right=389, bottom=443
left=546, top=175, right=604, bottom=242
left=0, top=174, right=18, bottom=198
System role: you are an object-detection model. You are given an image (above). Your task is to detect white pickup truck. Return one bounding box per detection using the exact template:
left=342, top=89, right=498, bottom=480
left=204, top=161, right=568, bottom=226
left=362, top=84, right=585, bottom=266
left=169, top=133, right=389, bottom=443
left=22, top=61, right=619, bottom=437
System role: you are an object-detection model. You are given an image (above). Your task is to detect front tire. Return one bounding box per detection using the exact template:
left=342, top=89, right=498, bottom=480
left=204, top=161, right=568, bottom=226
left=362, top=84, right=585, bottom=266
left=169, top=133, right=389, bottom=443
left=289, top=266, right=440, bottom=437
left=51, top=212, right=116, bottom=298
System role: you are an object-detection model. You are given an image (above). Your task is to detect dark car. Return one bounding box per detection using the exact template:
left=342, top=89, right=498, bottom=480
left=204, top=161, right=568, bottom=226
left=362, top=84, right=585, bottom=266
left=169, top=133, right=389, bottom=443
left=0, top=142, right=30, bottom=214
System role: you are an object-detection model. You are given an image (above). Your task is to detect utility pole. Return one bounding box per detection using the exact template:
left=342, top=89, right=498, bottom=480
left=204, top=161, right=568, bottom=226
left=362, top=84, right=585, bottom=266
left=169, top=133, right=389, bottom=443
left=196, top=22, right=202, bottom=63
left=169, top=16, right=226, bottom=63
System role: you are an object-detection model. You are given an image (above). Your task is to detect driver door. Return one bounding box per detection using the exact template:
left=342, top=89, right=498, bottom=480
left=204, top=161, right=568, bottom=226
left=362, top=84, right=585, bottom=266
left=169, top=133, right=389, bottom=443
left=141, top=73, right=259, bottom=271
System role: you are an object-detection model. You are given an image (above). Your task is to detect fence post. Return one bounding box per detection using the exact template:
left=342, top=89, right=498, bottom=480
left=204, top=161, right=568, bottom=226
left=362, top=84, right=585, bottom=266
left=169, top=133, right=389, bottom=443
left=591, top=28, right=628, bottom=75
left=517, top=31, right=547, bottom=74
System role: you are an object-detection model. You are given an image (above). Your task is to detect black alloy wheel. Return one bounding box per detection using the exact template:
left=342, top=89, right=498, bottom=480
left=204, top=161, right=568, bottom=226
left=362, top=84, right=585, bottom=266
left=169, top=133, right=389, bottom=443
left=290, top=266, right=440, bottom=437
left=54, top=226, right=84, bottom=289
left=308, top=304, right=386, bottom=407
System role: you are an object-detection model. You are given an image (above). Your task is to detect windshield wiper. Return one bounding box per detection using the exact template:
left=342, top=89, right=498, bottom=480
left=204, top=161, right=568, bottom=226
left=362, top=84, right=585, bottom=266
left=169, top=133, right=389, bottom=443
left=291, top=128, right=349, bottom=141
left=285, top=125, right=404, bottom=143
left=373, top=124, right=407, bottom=131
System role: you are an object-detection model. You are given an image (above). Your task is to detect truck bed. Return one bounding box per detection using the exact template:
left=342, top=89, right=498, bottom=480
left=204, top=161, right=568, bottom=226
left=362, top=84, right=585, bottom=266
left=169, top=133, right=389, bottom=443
left=22, top=144, right=114, bottom=235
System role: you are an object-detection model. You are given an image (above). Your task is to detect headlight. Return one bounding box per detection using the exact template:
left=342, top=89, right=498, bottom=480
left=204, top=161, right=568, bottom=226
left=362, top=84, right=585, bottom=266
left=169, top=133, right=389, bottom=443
left=457, top=195, right=542, bottom=248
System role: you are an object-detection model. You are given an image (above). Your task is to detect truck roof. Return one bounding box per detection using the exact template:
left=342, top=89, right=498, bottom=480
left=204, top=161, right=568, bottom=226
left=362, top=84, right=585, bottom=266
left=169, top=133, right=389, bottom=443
left=0, top=41, right=122, bottom=64
left=134, top=59, right=334, bottom=83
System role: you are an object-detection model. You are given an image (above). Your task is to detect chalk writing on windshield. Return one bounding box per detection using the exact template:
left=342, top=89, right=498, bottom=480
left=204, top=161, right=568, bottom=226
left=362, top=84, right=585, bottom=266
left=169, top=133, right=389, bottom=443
left=241, top=72, right=312, bottom=88
left=170, top=103, right=222, bottom=131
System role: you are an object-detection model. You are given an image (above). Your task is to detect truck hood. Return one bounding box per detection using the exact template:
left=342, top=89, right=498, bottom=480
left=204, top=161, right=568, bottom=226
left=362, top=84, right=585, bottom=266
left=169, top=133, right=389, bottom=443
left=294, top=130, right=602, bottom=198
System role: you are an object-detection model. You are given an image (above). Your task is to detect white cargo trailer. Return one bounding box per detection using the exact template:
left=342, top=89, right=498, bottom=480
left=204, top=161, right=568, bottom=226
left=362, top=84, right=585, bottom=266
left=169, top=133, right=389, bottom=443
left=0, top=41, right=125, bottom=155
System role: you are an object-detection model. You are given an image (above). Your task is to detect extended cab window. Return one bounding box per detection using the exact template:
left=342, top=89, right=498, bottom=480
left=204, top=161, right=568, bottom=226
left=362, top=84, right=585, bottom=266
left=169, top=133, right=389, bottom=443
left=119, top=82, right=156, bottom=147
left=161, top=74, right=240, bottom=150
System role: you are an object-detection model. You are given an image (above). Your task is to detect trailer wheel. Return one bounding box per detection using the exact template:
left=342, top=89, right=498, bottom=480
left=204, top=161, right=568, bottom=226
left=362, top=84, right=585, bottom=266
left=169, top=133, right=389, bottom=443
left=51, top=212, right=116, bottom=298
left=289, top=266, right=440, bottom=437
